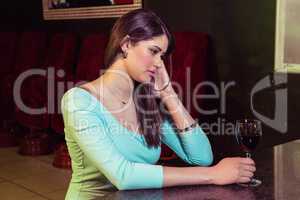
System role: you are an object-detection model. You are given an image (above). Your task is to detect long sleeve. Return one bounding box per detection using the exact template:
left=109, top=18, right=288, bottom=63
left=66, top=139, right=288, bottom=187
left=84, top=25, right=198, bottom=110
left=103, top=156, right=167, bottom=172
left=61, top=90, right=163, bottom=190
left=160, top=119, right=213, bottom=166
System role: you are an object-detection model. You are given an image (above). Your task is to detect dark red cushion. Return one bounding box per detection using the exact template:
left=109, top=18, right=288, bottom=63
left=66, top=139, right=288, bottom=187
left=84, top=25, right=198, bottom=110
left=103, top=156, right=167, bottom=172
left=0, top=32, right=18, bottom=75
left=160, top=32, right=209, bottom=161
left=14, top=32, right=49, bottom=129
left=0, top=32, right=18, bottom=122
left=47, top=33, right=78, bottom=134
left=75, top=33, right=108, bottom=82
left=171, top=32, right=209, bottom=119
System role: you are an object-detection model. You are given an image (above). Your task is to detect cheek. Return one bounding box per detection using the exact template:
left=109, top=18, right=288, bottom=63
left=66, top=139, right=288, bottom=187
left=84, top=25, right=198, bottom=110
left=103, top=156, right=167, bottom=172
left=135, top=50, right=154, bottom=67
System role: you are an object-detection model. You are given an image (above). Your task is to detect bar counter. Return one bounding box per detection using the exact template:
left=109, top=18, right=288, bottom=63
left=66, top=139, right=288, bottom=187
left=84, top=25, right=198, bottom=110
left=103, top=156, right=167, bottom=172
left=82, top=139, right=300, bottom=200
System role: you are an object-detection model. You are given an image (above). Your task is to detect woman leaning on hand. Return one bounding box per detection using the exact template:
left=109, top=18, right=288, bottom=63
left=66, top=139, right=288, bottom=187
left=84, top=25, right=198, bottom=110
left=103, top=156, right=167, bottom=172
left=61, top=8, right=256, bottom=200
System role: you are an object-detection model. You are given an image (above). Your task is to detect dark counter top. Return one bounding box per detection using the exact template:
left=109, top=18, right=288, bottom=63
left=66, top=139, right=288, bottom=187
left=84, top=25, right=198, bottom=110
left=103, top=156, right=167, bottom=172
left=108, top=139, right=300, bottom=200
left=86, top=139, right=300, bottom=200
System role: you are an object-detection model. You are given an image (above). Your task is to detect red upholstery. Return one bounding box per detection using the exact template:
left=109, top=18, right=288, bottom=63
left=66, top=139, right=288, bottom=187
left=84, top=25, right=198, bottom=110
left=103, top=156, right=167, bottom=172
left=160, top=32, right=209, bottom=161
left=0, top=31, right=209, bottom=161
left=0, top=32, right=17, bottom=76
left=52, top=142, right=71, bottom=169
left=0, top=32, right=18, bottom=123
left=13, top=32, right=49, bottom=130
left=172, top=32, right=208, bottom=119
left=51, top=33, right=108, bottom=168
left=47, top=33, right=78, bottom=134
left=75, top=33, right=108, bottom=83
left=44, top=33, right=77, bottom=78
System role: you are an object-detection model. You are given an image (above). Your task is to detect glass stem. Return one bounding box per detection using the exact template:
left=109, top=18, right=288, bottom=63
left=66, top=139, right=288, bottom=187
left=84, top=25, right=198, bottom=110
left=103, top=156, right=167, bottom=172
left=246, top=152, right=251, bottom=158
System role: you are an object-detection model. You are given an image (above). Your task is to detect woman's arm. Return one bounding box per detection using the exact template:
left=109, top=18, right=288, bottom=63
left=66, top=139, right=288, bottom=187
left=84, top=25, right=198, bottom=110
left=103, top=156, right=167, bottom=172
left=62, top=89, right=164, bottom=190
left=160, top=86, right=196, bottom=130
left=163, top=157, right=256, bottom=187
left=163, top=166, right=213, bottom=187
left=161, top=119, right=213, bottom=166
left=63, top=88, right=255, bottom=190
left=158, top=85, right=213, bottom=166
left=157, top=85, right=256, bottom=185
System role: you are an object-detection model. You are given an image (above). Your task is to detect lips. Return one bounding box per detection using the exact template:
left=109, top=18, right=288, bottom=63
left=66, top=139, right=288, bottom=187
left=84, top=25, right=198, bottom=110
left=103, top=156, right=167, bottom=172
left=147, top=70, right=155, bottom=77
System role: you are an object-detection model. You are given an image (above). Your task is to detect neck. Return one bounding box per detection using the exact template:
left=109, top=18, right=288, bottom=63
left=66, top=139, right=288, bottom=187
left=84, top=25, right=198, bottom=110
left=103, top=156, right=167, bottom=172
left=98, top=59, right=134, bottom=103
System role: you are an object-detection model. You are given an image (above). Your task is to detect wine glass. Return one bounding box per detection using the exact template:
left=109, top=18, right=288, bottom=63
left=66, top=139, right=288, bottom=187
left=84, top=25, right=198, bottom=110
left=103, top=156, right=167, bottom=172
left=235, top=119, right=262, bottom=187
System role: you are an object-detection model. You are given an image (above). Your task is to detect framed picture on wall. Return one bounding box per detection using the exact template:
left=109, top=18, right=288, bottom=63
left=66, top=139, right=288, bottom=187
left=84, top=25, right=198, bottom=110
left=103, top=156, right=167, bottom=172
left=42, top=0, right=143, bottom=20
left=275, top=0, right=300, bottom=73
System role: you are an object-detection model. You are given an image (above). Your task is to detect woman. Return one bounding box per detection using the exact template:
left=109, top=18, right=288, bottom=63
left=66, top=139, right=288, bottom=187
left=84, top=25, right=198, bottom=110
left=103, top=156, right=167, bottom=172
left=61, top=9, right=256, bottom=200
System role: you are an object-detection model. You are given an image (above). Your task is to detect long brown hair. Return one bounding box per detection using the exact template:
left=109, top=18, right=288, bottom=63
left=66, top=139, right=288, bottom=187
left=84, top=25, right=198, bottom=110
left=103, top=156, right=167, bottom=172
left=104, top=9, right=174, bottom=148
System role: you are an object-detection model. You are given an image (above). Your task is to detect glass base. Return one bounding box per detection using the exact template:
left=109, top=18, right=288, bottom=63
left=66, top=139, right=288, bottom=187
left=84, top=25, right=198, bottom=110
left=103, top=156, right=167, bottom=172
left=238, top=178, right=262, bottom=187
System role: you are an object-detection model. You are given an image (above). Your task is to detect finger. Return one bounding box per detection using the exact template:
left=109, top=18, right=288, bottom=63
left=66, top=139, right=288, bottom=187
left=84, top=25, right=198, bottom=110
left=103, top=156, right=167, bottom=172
left=240, top=158, right=255, bottom=165
left=238, top=177, right=251, bottom=183
left=241, top=164, right=256, bottom=172
left=152, top=90, right=160, bottom=98
left=240, top=171, right=254, bottom=178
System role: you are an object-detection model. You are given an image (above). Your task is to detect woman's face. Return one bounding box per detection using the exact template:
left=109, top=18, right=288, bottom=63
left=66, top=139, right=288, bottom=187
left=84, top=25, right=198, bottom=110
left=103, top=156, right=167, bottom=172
left=124, top=34, right=169, bottom=83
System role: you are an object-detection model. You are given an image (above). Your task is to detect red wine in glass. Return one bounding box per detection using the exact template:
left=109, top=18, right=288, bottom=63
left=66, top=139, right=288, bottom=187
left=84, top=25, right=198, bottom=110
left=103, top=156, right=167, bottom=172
left=238, top=134, right=260, bottom=155
left=235, top=119, right=262, bottom=187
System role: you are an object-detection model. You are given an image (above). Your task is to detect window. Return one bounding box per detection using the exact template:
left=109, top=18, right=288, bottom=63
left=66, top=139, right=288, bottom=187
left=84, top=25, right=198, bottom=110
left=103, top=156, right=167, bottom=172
left=275, top=0, right=300, bottom=73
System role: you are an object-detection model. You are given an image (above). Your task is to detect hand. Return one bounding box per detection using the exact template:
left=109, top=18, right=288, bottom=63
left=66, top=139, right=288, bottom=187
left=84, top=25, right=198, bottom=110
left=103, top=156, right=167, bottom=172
left=211, top=157, right=256, bottom=185
left=152, top=61, right=173, bottom=98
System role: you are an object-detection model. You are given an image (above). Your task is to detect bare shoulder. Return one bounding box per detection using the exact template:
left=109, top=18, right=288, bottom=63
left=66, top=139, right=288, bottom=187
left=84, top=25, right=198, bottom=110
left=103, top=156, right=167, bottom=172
left=79, top=78, right=111, bottom=105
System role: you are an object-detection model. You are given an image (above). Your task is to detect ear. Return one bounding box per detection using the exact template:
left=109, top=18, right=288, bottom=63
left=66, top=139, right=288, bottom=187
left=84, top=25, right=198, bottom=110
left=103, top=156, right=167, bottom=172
left=120, top=35, right=131, bottom=53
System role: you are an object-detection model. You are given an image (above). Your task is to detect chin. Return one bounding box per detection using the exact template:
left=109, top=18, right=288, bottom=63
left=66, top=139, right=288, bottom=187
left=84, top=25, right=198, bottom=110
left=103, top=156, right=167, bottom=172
left=144, top=77, right=154, bottom=84
left=135, top=74, right=152, bottom=84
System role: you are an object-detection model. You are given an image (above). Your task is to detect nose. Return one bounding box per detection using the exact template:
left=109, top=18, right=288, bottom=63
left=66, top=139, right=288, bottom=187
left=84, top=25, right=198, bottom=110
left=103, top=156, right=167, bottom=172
left=154, top=56, right=163, bottom=69
left=154, top=64, right=161, bottom=69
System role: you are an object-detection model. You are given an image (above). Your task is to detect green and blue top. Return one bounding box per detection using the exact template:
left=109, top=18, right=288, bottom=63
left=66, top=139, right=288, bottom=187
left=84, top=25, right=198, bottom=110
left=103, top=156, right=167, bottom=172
left=61, top=87, right=213, bottom=200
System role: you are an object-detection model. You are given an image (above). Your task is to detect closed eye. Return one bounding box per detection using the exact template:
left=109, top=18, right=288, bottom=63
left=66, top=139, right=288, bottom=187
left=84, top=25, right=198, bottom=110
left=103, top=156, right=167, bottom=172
left=149, top=48, right=159, bottom=55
